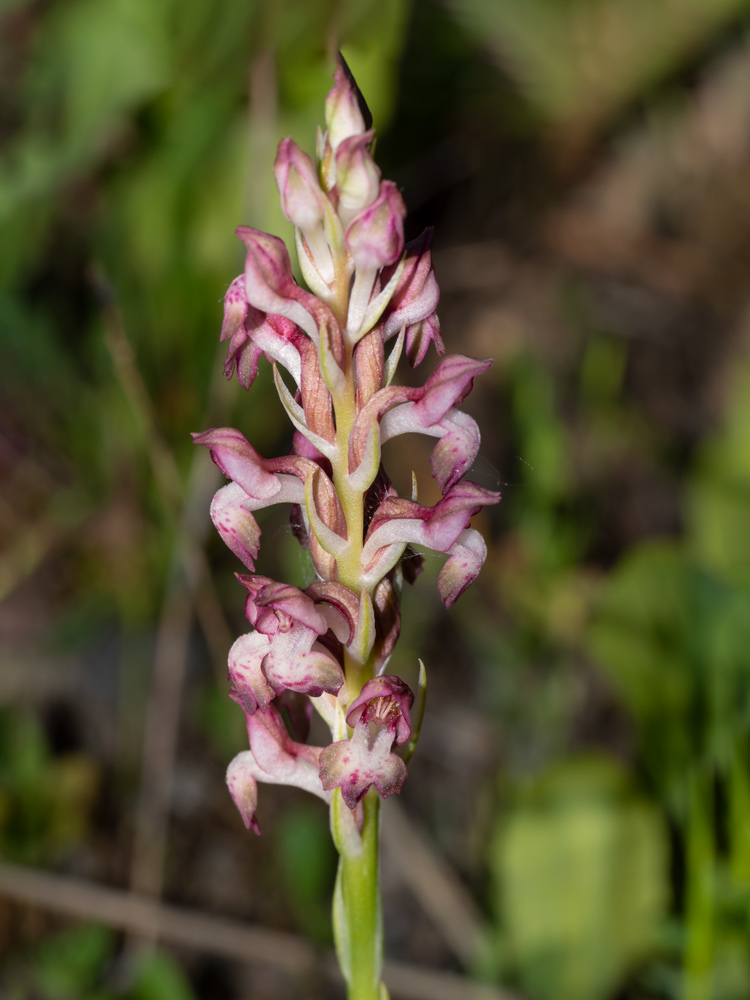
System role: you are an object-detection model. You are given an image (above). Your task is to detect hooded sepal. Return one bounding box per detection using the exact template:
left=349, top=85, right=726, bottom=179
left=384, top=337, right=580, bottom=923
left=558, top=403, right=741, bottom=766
left=237, top=575, right=345, bottom=698
left=193, top=427, right=281, bottom=499
left=237, top=227, right=343, bottom=355
left=274, top=138, right=342, bottom=284
left=346, top=675, right=414, bottom=746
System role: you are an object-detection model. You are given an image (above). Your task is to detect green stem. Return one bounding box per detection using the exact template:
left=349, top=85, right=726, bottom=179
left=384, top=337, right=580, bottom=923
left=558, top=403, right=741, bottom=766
left=323, top=223, right=385, bottom=1000
left=332, top=789, right=383, bottom=1000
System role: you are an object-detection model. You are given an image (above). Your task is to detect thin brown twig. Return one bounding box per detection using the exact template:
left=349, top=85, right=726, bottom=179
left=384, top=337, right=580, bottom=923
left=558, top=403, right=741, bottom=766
left=0, top=863, right=521, bottom=1000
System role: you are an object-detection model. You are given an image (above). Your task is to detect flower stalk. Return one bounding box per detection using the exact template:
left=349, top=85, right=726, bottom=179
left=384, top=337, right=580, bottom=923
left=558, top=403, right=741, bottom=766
left=195, top=55, right=499, bottom=998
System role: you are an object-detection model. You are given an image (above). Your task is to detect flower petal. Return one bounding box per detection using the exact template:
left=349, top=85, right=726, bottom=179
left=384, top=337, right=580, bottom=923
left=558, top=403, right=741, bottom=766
left=226, top=751, right=260, bottom=833
left=208, top=483, right=261, bottom=570
left=405, top=313, right=444, bottom=368
left=238, top=575, right=329, bottom=636
left=413, top=354, right=492, bottom=428
left=305, top=580, right=361, bottom=644
left=319, top=723, right=407, bottom=810
left=245, top=705, right=328, bottom=798
left=335, top=130, right=381, bottom=225
left=362, top=481, right=499, bottom=566
left=193, top=427, right=280, bottom=499
left=220, top=275, right=248, bottom=343
left=237, top=226, right=320, bottom=342
left=262, top=638, right=344, bottom=699
left=382, top=228, right=442, bottom=353
left=228, top=631, right=275, bottom=715
left=437, top=528, right=489, bottom=607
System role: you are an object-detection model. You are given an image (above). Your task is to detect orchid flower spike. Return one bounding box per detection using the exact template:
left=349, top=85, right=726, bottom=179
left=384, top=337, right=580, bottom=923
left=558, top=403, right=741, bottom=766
left=194, top=54, right=499, bottom=1000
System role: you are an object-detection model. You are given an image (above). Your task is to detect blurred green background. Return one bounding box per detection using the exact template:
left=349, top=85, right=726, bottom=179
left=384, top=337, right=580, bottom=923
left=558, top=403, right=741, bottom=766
left=2, top=0, right=750, bottom=997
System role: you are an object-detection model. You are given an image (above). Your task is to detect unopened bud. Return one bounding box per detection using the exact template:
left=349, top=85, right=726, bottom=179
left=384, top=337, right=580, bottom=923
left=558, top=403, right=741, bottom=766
left=325, top=63, right=366, bottom=154
left=345, top=181, right=406, bottom=272
left=275, top=138, right=326, bottom=232
left=336, top=131, right=380, bottom=224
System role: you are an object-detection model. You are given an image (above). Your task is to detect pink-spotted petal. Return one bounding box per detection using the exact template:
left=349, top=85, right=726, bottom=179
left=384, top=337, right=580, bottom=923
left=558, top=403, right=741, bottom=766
left=429, top=410, right=482, bottom=493
left=209, top=483, right=261, bottom=570
left=319, top=723, right=407, bottom=810
left=220, top=275, right=248, bottom=343
left=262, top=631, right=344, bottom=698
left=228, top=631, right=275, bottom=715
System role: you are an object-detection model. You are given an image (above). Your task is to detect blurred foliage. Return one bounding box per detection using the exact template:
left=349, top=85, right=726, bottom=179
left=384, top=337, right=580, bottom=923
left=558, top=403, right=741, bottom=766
left=1, top=923, right=196, bottom=1000
left=275, top=804, right=338, bottom=944
left=0, top=709, right=99, bottom=865
left=3, top=0, right=750, bottom=998
left=443, top=0, right=750, bottom=143
left=490, top=757, right=668, bottom=1000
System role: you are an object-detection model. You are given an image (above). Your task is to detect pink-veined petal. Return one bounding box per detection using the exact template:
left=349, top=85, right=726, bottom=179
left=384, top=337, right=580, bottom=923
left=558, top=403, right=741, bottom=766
left=193, top=428, right=280, bottom=499
left=413, top=354, right=492, bottom=427
left=363, top=482, right=499, bottom=565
